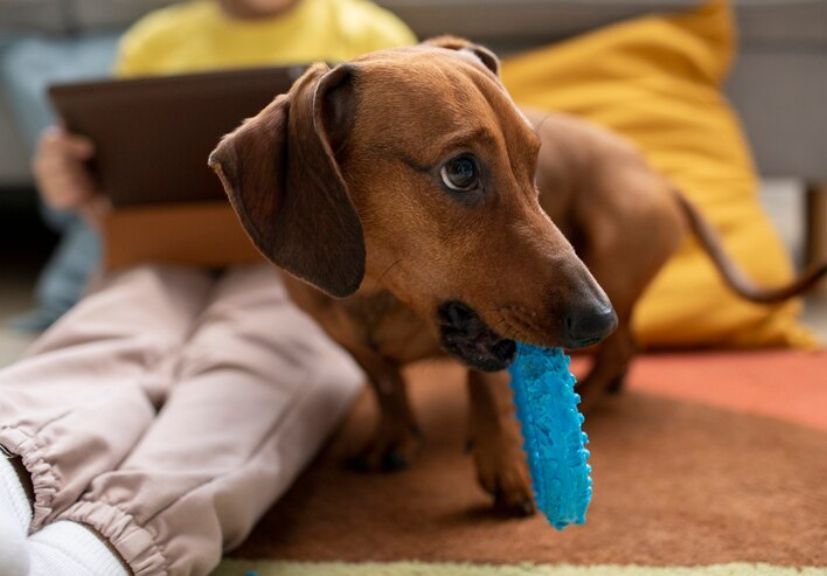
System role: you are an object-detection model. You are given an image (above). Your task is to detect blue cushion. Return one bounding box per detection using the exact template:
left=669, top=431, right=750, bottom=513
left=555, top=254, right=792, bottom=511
left=1, top=34, right=119, bottom=330
left=1, top=33, right=120, bottom=152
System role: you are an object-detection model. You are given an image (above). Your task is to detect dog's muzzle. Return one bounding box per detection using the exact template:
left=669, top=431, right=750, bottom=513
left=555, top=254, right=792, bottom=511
left=437, top=300, right=516, bottom=371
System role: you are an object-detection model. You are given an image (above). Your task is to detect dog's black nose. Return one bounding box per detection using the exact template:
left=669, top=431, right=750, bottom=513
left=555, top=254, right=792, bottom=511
left=562, top=302, right=618, bottom=348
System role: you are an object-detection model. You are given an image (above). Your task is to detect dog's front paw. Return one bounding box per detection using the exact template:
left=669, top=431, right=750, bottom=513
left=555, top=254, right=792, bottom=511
left=470, top=423, right=535, bottom=517
left=576, top=372, right=621, bottom=414
left=346, top=419, right=422, bottom=473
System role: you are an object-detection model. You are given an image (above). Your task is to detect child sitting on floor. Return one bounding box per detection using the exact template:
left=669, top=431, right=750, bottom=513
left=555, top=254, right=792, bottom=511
left=0, top=1, right=414, bottom=575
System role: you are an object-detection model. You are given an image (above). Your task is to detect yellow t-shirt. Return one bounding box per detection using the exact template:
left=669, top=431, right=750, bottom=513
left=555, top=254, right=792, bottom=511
left=114, top=0, right=416, bottom=76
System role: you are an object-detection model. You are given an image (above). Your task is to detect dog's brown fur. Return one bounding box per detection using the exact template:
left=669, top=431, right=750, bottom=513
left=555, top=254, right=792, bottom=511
left=210, top=39, right=827, bottom=515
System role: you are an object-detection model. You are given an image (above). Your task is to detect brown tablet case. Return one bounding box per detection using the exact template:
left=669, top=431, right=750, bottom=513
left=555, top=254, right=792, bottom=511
left=48, top=66, right=308, bottom=268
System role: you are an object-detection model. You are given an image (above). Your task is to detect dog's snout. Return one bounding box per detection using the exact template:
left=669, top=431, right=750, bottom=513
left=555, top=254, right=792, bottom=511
left=562, top=302, right=618, bottom=349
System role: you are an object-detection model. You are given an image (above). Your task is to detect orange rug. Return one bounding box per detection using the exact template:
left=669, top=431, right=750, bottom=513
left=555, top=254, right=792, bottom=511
left=626, top=350, right=827, bottom=431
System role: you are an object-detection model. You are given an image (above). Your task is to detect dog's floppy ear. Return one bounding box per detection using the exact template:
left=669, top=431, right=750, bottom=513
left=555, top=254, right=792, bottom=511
left=209, top=63, right=364, bottom=298
left=425, top=36, right=500, bottom=77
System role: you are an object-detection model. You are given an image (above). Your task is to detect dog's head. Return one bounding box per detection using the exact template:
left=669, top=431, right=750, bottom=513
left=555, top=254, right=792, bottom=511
left=209, top=38, right=616, bottom=371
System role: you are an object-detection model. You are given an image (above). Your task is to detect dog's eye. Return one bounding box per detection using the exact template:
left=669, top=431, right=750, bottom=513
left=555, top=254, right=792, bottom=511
left=440, top=155, right=479, bottom=192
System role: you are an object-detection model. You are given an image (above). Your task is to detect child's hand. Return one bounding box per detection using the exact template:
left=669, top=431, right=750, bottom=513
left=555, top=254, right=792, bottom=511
left=32, top=126, right=110, bottom=228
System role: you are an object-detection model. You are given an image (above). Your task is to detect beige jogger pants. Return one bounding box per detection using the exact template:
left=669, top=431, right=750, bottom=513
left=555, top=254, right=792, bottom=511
left=0, top=264, right=364, bottom=575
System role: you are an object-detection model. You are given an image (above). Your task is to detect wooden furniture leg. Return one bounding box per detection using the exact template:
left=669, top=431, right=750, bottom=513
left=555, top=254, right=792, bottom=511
left=805, top=182, right=827, bottom=294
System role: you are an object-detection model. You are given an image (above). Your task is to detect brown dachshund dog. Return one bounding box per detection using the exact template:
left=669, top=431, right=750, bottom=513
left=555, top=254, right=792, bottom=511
left=210, top=38, right=827, bottom=515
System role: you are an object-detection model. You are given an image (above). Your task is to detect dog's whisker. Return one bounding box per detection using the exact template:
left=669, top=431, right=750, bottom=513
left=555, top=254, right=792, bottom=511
left=491, top=308, right=532, bottom=343
left=378, top=258, right=403, bottom=283
left=371, top=258, right=403, bottom=290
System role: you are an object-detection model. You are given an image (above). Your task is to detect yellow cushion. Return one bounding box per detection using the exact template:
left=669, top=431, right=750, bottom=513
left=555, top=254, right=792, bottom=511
left=501, top=0, right=815, bottom=348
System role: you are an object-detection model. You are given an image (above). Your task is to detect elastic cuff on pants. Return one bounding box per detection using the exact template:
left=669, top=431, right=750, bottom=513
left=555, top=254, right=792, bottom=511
left=60, top=499, right=170, bottom=576
left=0, top=427, right=60, bottom=532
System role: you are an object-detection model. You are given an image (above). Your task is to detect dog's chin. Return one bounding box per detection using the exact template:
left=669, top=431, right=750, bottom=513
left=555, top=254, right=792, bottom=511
left=437, top=300, right=516, bottom=372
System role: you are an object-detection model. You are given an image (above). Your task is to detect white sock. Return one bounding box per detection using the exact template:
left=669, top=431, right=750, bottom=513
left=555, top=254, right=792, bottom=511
left=29, top=521, right=129, bottom=576
left=0, top=452, right=32, bottom=531
left=0, top=453, right=32, bottom=576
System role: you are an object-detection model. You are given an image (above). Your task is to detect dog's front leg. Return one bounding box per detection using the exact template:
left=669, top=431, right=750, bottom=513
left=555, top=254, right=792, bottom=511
left=346, top=351, right=422, bottom=473
left=467, top=369, right=535, bottom=516
left=577, top=322, right=636, bottom=413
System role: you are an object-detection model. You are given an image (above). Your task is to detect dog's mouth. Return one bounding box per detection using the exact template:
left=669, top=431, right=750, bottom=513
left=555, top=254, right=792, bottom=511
left=437, top=300, right=516, bottom=372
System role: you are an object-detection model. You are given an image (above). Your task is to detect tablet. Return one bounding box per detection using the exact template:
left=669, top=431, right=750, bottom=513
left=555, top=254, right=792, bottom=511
left=48, top=65, right=308, bottom=207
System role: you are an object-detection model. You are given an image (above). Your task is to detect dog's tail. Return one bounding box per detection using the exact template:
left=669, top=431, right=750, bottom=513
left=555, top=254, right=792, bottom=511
left=674, top=189, right=827, bottom=304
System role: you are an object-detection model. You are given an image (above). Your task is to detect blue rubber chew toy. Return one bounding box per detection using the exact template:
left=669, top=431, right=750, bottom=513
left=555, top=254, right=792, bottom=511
left=507, top=343, right=592, bottom=530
